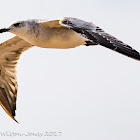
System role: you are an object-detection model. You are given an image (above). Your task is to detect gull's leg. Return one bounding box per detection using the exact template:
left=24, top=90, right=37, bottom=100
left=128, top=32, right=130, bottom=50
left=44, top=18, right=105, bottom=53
left=85, top=41, right=98, bottom=46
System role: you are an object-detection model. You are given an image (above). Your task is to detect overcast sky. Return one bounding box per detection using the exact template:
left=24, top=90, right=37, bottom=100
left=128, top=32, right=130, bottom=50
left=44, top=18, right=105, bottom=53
left=0, top=0, right=140, bottom=140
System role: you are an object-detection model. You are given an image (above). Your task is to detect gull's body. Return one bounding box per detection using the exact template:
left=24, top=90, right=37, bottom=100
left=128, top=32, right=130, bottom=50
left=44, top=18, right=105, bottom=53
left=14, top=20, right=88, bottom=49
left=0, top=17, right=139, bottom=122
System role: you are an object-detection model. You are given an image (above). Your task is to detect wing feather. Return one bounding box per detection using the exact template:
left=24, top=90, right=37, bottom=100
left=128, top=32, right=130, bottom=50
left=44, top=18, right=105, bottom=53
left=0, top=36, right=33, bottom=122
left=60, top=17, right=140, bottom=61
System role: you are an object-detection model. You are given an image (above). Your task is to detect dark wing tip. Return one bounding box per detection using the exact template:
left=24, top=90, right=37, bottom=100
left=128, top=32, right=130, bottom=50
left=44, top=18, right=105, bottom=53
left=0, top=102, right=19, bottom=123
left=114, top=46, right=140, bottom=61
left=95, top=32, right=140, bottom=61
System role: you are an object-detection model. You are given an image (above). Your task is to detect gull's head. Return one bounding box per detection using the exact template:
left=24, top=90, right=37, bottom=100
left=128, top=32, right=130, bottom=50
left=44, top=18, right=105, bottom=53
left=0, top=20, right=40, bottom=36
left=0, top=21, right=26, bottom=34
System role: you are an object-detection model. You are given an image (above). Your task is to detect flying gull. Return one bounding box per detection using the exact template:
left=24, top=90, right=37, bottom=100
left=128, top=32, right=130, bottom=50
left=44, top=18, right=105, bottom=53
left=0, top=17, right=139, bottom=122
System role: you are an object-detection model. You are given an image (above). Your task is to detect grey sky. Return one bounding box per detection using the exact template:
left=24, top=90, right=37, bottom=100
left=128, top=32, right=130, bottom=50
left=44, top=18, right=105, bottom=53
left=0, top=0, right=140, bottom=140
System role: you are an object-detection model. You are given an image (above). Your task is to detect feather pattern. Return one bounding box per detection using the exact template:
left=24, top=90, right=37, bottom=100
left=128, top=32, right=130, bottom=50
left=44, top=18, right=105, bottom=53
left=0, top=36, right=33, bottom=122
left=60, top=17, right=140, bottom=60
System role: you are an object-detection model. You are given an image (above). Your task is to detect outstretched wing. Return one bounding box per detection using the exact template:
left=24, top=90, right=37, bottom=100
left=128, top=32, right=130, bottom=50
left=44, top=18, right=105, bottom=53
left=60, top=17, right=140, bottom=61
left=0, top=36, right=33, bottom=122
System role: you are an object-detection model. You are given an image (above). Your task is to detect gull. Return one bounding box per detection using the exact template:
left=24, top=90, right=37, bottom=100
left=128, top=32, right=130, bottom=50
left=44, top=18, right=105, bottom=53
left=0, top=17, right=139, bottom=122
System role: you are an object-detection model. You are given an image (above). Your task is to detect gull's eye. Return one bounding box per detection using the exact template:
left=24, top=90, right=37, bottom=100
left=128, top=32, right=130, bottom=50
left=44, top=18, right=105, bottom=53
left=13, top=23, right=21, bottom=27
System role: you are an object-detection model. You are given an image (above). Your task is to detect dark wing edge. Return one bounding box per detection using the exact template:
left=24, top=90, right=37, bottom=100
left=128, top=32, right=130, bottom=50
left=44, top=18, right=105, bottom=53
left=60, top=17, right=140, bottom=61
left=0, top=36, right=33, bottom=122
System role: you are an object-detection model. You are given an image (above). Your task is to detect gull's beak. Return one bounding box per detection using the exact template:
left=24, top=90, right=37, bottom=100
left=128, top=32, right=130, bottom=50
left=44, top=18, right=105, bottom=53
left=0, top=28, right=11, bottom=33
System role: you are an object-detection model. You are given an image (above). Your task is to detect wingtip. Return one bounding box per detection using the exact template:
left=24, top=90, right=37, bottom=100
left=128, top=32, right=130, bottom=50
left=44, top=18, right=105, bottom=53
left=11, top=117, right=19, bottom=124
left=0, top=102, right=19, bottom=123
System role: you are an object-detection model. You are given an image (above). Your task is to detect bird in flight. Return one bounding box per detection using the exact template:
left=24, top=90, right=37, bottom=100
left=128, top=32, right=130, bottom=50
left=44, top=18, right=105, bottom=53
left=0, top=17, right=139, bottom=122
